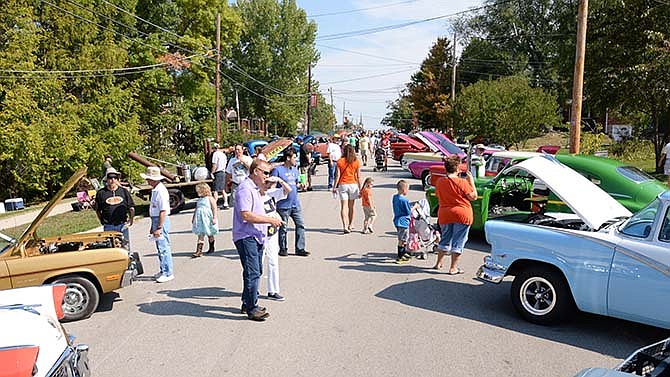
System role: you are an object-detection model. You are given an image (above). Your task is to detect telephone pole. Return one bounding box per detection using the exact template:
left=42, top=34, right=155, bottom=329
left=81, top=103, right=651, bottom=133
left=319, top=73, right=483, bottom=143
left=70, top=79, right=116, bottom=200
left=306, top=63, right=312, bottom=135
left=329, top=87, right=335, bottom=130
left=570, top=0, right=588, bottom=154
left=215, top=13, right=221, bottom=143
left=451, top=32, right=457, bottom=103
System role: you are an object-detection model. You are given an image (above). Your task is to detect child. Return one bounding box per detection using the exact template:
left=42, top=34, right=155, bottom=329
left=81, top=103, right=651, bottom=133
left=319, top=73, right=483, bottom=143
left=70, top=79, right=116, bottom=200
left=360, top=177, right=376, bottom=234
left=191, top=183, right=218, bottom=257
left=392, top=180, right=417, bottom=264
left=261, top=175, right=292, bottom=301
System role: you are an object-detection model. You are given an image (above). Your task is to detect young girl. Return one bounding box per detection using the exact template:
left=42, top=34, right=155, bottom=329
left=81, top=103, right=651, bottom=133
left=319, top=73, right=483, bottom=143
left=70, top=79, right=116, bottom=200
left=360, top=177, right=376, bottom=234
left=191, top=183, right=219, bottom=258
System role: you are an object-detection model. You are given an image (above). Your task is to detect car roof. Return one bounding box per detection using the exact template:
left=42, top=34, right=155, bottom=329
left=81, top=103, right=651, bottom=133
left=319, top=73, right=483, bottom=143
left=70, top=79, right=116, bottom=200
left=491, top=151, right=542, bottom=159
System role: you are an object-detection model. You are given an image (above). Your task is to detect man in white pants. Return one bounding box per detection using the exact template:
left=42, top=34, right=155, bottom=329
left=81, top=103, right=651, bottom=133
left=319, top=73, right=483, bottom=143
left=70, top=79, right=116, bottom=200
left=261, top=175, right=292, bottom=301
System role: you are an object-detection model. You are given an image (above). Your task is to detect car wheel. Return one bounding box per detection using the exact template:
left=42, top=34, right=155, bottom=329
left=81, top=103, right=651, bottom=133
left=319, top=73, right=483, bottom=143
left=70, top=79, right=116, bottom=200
left=168, top=189, right=185, bottom=214
left=421, top=171, right=431, bottom=191
left=511, top=266, right=575, bottom=325
left=54, top=276, right=100, bottom=322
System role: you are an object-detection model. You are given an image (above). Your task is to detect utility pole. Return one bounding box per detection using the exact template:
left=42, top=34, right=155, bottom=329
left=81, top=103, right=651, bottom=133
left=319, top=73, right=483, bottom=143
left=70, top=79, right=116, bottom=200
left=451, top=32, right=457, bottom=103
left=306, top=63, right=312, bottom=135
left=342, top=101, right=346, bottom=127
left=329, top=87, right=335, bottom=130
left=215, top=13, right=221, bottom=143
left=570, top=0, right=588, bottom=154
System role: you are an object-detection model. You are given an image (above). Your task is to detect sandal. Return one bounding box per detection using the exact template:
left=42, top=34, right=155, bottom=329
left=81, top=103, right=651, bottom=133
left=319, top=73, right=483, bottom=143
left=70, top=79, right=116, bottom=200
left=343, top=229, right=351, bottom=234
left=447, top=268, right=465, bottom=275
left=432, top=264, right=442, bottom=270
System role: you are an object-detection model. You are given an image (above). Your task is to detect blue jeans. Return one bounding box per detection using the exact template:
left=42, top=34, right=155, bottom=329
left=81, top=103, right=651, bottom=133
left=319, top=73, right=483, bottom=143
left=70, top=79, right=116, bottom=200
left=234, top=237, right=263, bottom=311
left=151, top=216, right=173, bottom=276
left=277, top=207, right=306, bottom=253
left=438, top=223, right=470, bottom=254
left=328, top=161, right=336, bottom=188
left=103, top=223, right=130, bottom=251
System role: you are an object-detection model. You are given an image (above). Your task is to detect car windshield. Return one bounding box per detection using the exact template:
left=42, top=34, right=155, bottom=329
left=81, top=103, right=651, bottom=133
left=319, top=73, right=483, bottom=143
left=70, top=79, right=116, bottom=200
left=430, top=134, right=463, bottom=155
left=617, top=166, right=654, bottom=183
left=619, top=198, right=660, bottom=237
left=0, top=232, right=16, bottom=254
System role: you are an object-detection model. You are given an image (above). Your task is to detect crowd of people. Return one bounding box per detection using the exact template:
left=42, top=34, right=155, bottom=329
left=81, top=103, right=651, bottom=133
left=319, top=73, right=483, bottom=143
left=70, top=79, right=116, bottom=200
left=94, top=129, right=478, bottom=321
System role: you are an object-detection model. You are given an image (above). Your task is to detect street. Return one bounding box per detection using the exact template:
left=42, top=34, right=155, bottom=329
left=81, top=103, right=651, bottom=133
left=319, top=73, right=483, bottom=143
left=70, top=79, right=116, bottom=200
left=66, top=161, right=665, bottom=377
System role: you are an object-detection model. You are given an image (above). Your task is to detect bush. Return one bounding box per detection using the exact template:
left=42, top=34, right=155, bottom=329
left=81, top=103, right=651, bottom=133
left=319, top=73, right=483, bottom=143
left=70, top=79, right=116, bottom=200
left=579, top=132, right=612, bottom=155
left=608, top=139, right=655, bottom=162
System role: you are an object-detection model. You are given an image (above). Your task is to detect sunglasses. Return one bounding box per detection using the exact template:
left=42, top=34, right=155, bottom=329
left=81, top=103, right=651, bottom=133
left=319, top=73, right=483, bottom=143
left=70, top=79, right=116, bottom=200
left=257, top=168, right=271, bottom=176
left=107, top=176, right=119, bottom=180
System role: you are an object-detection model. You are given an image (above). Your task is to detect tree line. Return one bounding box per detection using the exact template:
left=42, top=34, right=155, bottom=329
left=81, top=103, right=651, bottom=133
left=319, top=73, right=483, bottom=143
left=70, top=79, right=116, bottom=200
left=383, top=0, right=670, bottom=159
left=0, top=0, right=334, bottom=201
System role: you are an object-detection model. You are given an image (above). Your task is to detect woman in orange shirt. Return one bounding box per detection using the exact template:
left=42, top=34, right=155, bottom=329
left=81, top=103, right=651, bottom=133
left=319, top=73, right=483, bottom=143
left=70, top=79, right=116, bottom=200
left=332, top=144, right=361, bottom=233
left=433, top=155, right=478, bottom=274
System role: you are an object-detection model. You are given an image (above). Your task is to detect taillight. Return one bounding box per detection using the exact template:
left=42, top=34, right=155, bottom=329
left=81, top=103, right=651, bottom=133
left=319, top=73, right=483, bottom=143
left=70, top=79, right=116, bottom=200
left=0, top=345, right=39, bottom=377
left=52, top=284, right=67, bottom=320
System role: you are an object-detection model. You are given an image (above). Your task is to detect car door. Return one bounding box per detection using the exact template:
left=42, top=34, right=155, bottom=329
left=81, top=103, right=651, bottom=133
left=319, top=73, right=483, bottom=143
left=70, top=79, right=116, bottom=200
left=608, top=204, right=670, bottom=328
left=0, top=261, right=11, bottom=289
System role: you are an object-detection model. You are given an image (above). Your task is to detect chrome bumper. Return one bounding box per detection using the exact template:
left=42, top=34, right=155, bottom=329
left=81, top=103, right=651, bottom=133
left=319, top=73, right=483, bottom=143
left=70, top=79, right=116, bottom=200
left=475, top=256, right=507, bottom=284
left=46, top=344, right=90, bottom=377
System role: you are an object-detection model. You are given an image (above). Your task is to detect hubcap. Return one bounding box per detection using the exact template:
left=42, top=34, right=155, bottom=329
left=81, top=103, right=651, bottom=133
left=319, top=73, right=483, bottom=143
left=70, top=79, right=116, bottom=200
left=63, top=283, right=89, bottom=315
left=519, top=277, right=556, bottom=316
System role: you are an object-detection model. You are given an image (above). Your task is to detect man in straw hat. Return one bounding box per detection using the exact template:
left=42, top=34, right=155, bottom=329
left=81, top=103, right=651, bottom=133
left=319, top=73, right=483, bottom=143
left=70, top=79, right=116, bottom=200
left=141, top=166, right=175, bottom=283
left=95, top=167, right=135, bottom=250
left=233, top=158, right=284, bottom=321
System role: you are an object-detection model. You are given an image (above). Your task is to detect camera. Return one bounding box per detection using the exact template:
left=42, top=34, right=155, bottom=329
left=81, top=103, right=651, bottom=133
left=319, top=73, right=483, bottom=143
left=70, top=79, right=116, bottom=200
left=458, top=171, right=468, bottom=178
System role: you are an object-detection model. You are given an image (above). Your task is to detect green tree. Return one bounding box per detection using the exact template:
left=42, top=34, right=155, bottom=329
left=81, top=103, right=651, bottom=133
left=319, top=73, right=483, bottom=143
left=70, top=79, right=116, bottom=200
left=407, top=37, right=454, bottom=129
left=454, top=76, right=560, bottom=148
left=585, top=0, right=670, bottom=170
left=231, top=0, right=318, bottom=135
left=382, top=92, right=414, bottom=131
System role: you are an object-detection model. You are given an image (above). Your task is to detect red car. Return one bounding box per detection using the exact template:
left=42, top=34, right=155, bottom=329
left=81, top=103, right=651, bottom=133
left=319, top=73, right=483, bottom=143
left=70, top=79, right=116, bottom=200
left=390, top=134, right=430, bottom=161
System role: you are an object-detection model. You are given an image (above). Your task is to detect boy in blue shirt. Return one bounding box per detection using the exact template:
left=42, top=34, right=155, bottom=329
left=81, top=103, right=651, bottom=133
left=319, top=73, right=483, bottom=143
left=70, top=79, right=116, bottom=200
left=392, top=180, right=418, bottom=264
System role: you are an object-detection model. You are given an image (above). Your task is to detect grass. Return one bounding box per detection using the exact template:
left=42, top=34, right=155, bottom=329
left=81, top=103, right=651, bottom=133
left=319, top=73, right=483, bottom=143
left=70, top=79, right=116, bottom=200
left=0, top=197, right=150, bottom=239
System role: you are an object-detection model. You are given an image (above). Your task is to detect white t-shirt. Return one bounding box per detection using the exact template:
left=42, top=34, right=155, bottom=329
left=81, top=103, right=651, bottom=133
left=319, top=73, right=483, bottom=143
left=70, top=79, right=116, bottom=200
left=211, top=150, right=227, bottom=173
left=664, top=143, right=670, bottom=161
left=327, top=143, right=342, bottom=161
left=226, top=156, right=250, bottom=184
left=359, top=136, right=370, bottom=151
left=263, top=187, right=288, bottom=241
left=149, top=182, right=170, bottom=216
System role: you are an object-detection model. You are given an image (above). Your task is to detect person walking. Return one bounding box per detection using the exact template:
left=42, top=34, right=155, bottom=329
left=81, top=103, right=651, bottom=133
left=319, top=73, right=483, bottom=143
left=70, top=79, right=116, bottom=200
left=233, top=159, right=284, bottom=321
left=326, top=136, right=342, bottom=189
left=359, top=133, right=370, bottom=166
left=360, top=177, right=376, bottom=234
left=191, top=183, right=218, bottom=258
left=433, top=155, right=478, bottom=275
left=297, top=137, right=313, bottom=191
left=332, top=144, right=361, bottom=234
left=260, top=175, right=292, bottom=301
left=225, top=144, right=252, bottom=208
left=210, top=143, right=229, bottom=209
left=392, top=180, right=418, bottom=264
left=272, top=148, right=310, bottom=257
left=95, top=167, right=135, bottom=250
left=140, top=166, right=175, bottom=283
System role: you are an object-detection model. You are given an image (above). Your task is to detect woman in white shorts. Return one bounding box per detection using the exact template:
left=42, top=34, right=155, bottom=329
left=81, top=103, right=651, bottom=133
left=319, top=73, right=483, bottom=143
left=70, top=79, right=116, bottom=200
left=332, top=144, right=361, bottom=234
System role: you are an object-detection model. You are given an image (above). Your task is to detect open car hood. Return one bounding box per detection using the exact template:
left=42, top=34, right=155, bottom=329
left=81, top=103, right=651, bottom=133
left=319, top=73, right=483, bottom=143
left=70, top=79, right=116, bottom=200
left=504, top=155, right=631, bottom=229
left=16, top=167, right=88, bottom=248
left=414, top=132, right=440, bottom=152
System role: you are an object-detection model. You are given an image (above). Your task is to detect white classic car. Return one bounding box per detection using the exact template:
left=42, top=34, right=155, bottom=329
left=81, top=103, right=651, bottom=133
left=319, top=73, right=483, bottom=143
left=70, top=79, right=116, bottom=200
left=477, top=155, right=670, bottom=328
left=0, top=284, right=90, bottom=377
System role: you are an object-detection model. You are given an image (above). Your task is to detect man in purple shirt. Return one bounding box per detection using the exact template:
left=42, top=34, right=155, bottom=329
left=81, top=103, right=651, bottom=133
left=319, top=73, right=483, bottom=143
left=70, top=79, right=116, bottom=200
left=233, top=159, right=284, bottom=321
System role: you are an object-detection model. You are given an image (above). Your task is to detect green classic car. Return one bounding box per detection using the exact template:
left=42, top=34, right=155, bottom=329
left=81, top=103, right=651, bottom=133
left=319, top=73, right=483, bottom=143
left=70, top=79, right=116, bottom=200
left=426, top=153, right=667, bottom=231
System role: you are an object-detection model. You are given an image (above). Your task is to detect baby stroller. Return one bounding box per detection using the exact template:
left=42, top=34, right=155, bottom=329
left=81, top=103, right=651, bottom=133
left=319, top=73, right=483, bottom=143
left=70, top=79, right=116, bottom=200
left=373, top=148, right=388, bottom=172
left=407, top=199, right=441, bottom=260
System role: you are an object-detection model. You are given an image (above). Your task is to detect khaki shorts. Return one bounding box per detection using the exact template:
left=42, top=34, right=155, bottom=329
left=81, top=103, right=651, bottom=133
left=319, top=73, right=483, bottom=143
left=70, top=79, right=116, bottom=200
left=337, top=184, right=359, bottom=201
left=363, top=206, right=376, bottom=220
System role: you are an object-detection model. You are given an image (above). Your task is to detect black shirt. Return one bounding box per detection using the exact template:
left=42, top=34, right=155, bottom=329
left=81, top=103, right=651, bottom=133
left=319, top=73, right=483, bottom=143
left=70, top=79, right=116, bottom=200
left=95, top=186, right=135, bottom=225
left=299, top=144, right=310, bottom=167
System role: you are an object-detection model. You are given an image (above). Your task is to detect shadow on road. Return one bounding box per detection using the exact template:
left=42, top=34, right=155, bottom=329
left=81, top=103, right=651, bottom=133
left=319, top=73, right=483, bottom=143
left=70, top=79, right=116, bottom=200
left=137, top=300, right=246, bottom=320
left=96, top=292, right=120, bottom=313
left=375, top=278, right=668, bottom=358
left=158, top=286, right=240, bottom=300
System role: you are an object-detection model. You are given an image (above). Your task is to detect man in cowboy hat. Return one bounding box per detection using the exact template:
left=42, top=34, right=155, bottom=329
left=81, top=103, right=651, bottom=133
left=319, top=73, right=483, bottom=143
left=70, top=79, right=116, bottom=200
left=140, top=166, right=174, bottom=283
left=95, top=167, right=135, bottom=250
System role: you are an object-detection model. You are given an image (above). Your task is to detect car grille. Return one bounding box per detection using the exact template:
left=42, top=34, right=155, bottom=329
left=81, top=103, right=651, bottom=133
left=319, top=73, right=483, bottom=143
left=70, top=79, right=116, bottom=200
left=46, top=345, right=90, bottom=377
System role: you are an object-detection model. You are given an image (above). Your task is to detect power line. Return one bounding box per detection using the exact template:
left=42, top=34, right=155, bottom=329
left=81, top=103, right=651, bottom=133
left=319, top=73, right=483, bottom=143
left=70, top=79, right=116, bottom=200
left=316, top=0, right=514, bottom=41
left=309, top=0, right=417, bottom=18
left=317, top=44, right=418, bottom=65
left=320, top=68, right=415, bottom=85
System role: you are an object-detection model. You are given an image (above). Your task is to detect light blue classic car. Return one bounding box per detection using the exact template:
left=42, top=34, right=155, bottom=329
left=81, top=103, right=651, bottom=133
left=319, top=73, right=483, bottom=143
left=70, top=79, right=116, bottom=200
left=477, top=155, right=670, bottom=329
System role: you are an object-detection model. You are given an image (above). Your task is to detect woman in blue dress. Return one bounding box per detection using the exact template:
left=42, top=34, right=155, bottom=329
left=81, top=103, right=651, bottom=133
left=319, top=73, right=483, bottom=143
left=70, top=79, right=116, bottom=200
left=191, top=183, right=219, bottom=257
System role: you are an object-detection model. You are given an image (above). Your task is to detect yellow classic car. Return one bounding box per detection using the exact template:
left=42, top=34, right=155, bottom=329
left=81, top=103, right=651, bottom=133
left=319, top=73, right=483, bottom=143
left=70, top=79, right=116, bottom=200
left=0, top=168, right=142, bottom=321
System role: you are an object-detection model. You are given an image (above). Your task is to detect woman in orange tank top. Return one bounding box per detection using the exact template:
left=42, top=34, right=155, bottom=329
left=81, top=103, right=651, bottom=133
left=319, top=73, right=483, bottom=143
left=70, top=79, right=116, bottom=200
left=433, top=155, right=478, bottom=275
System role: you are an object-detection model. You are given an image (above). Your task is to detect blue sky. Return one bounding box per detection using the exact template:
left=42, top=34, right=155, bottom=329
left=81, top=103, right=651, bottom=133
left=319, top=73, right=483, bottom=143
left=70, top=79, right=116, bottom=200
left=297, top=0, right=484, bottom=129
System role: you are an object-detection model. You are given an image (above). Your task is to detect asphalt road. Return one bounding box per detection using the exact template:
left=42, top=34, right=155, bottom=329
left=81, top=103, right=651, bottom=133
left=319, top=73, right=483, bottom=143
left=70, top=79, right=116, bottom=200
left=66, top=160, right=667, bottom=377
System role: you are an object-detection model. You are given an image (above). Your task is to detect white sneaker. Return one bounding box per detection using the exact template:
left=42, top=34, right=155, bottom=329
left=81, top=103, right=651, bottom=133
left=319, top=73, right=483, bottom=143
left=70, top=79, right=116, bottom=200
left=156, top=274, right=174, bottom=283
left=153, top=272, right=163, bottom=279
